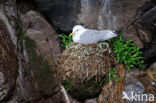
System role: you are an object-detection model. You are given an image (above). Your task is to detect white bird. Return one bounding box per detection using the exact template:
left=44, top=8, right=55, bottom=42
left=69, top=25, right=118, bottom=44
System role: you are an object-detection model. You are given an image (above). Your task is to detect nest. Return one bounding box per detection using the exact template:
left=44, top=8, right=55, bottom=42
left=57, top=42, right=117, bottom=84
left=56, top=42, right=118, bottom=100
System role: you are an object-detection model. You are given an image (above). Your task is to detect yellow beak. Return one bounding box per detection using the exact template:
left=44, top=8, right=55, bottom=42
left=69, top=33, right=75, bottom=36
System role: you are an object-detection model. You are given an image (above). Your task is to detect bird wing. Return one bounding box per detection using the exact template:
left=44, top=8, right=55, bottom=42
left=79, top=29, right=111, bottom=44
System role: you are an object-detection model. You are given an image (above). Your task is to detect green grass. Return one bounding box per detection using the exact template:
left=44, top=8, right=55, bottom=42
left=59, top=34, right=73, bottom=48
left=98, top=77, right=105, bottom=87
left=110, top=34, right=144, bottom=71
left=105, top=68, right=122, bottom=83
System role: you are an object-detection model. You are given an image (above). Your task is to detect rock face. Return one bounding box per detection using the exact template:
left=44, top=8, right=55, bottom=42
left=0, top=1, right=63, bottom=103
left=0, top=20, right=18, bottom=102
left=35, top=0, right=81, bottom=32
left=140, top=7, right=156, bottom=31
left=0, top=0, right=18, bottom=102
left=22, top=10, right=61, bottom=64
left=35, top=0, right=148, bottom=31
left=135, top=7, right=156, bottom=64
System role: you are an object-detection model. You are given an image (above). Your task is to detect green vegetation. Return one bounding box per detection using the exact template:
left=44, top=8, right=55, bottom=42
left=63, top=79, right=74, bottom=92
left=14, top=17, right=26, bottom=52
left=14, top=16, right=52, bottom=77
left=98, top=77, right=105, bottom=87
left=17, top=31, right=25, bottom=47
left=59, top=34, right=73, bottom=48
left=25, top=36, right=52, bottom=86
left=110, top=34, right=144, bottom=71
left=105, top=68, right=122, bottom=83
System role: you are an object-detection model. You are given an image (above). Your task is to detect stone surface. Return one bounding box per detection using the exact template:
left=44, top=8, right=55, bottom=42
left=0, top=1, right=63, bottom=103
left=0, top=18, right=18, bottom=102
left=140, top=7, right=156, bottom=31
left=35, top=0, right=80, bottom=32
left=124, top=72, right=145, bottom=103
left=34, top=0, right=148, bottom=31
left=22, top=10, right=61, bottom=64
left=0, top=0, right=17, bottom=47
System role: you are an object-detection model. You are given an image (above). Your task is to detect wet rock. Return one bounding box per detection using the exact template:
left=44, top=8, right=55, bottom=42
left=34, top=0, right=148, bottom=31
left=22, top=10, right=61, bottom=64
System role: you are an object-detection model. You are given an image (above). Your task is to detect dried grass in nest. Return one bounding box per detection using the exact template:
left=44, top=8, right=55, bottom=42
left=136, top=67, right=156, bottom=102
left=98, top=64, right=125, bottom=103
left=57, top=42, right=117, bottom=85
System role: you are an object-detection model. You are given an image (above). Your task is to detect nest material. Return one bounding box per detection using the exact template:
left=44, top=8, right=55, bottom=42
left=56, top=42, right=119, bottom=101
left=98, top=64, right=125, bottom=103
left=136, top=67, right=156, bottom=102
left=57, top=42, right=117, bottom=85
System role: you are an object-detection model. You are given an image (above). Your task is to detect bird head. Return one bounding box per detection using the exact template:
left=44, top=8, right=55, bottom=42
left=112, top=31, right=118, bottom=37
left=69, top=25, right=85, bottom=36
left=106, top=30, right=118, bottom=39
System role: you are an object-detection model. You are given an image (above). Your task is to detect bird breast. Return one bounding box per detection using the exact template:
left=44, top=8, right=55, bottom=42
left=73, top=29, right=86, bottom=42
left=73, top=34, right=80, bottom=42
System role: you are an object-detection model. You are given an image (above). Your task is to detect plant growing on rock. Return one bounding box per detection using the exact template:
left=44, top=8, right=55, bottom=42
left=110, top=34, right=144, bottom=71
left=63, top=79, right=73, bottom=92
left=59, top=34, right=73, bottom=48
left=105, top=68, right=122, bottom=83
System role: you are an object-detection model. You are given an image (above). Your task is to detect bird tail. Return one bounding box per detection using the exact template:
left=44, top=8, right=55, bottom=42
left=114, top=29, right=122, bottom=34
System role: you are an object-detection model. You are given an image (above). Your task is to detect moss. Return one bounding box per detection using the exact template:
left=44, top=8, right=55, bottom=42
left=25, top=36, right=52, bottom=89
left=14, top=16, right=54, bottom=91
